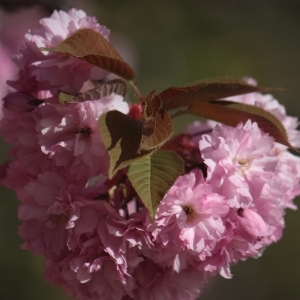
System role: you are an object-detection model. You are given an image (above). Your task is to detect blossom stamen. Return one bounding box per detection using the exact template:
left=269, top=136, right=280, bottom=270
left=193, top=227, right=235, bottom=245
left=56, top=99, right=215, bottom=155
left=74, top=126, right=92, bottom=137
left=47, top=213, right=68, bottom=226
left=236, top=158, right=251, bottom=173
left=183, top=205, right=194, bottom=216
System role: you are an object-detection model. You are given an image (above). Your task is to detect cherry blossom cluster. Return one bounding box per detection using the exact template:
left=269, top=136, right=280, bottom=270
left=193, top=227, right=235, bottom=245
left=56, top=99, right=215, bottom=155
left=1, top=8, right=300, bottom=300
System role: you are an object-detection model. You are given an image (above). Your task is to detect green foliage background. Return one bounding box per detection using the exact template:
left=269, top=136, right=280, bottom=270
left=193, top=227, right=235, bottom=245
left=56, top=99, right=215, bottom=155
left=0, top=0, right=300, bottom=299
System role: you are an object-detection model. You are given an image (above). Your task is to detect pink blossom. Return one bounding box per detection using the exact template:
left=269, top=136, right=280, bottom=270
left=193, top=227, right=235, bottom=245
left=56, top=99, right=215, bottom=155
left=9, top=8, right=110, bottom=94
left=249, top=148, right=300, bottom=245
left=43, top=201, right=152, bottom=300
left=200, top=120, right=278, bottom=208
left=0, top=160, right=34, bottom=199
left=199, top=182, right=291, bottom=278
left=236, top=208, right=268, bottom=243
left=99, top=208, right=153, bottom=253
left=36, top=94, right=129, bottom=180
left=252, top=185, right=285, bottom=244
left=44, top=245, right=134, bottom=300
left=3, top=91, right=43, bottom=113
left=196, top=208, right=268, bottom=279
left=18, top=172, right=89, bottom=259
left=131, top=259, right=212, bottom=300
left=0, top=104, right=54, bottom=177
left=272, top=145, right=300, bottom=209
left=1, top=4, right=300, bottom=298
left=149, top=169, right=228, bottom=271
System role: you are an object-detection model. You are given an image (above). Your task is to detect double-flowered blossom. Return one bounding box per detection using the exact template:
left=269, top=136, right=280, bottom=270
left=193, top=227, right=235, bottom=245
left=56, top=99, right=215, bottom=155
left=0, top=8, right=299, bottom=300
left=8, top=8, right=110, bottom=95
left=36, top=95, right=129, bottom=181
left=130, top=259, right=212, bottom=300
left=149, top=170, right=228, bottom=272
left=200, top=120, right=278, bottom=208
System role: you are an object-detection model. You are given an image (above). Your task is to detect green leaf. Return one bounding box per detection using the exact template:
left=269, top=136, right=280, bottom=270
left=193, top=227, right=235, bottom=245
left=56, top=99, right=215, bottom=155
left=58, top=91, right=75, bottom=104
left=127, top=150, right=184, bottom=221
left=157, top=78, right=272, bottom=111
left=186, top=101, right=295, bottom=149
left=99, top=110, right=154, bottom=178
left=41, top=28, right=134, bottom=80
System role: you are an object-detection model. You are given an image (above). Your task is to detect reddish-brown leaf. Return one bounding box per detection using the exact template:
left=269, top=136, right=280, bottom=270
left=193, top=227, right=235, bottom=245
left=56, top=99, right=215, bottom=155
left=140, top=107, right=173, bottom=150
left=186, top=101, right=295, bottom=149
left=157, top=78, right=271, bottom=111
left=99, top=110, right=155, bottom=178
left=59, top=79, right=126, bottom=104
left=140, top=96, right=173, bottom=150
left=141, top=96, right=162, bottom=136
left=41, top=28, right=134, bottom=80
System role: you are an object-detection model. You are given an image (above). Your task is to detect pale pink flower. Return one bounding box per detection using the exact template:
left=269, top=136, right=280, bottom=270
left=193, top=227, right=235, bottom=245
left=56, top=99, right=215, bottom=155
left=200, top=181, right=292, bottom=278
left=131, top=258, right=212, bottom=300
left=200, top=120, right=278, bottom=208
left=1, top=5, right=300, bottom=298
left=37, top=94, right=129, bottom=180
left=44, top=202, right=152, bottom=300
left=272, top=145, right=300, bottom=209
left=249, top=148, right=300, bottom=245
left=252, top=185, right=286, bottom=244
left=98, top=208, right=153, bottom=254
left=0, top=160, right=34, bottom=199
left=44, top=244, right=134, bottom=300
left=9, top=8, right=110, bottom=94
left=3, top=91, right=44, bottom=113
left=0, top=104, right=54, bottom=177
left=149, top=169, right=228, bottom=272
left=197, top=207, right=270, bottom=279
left=236, top=208, right=268, bottom=244
left=216, top=236, right=264, bottom=279
left=18, top=172, right=89, bottom=259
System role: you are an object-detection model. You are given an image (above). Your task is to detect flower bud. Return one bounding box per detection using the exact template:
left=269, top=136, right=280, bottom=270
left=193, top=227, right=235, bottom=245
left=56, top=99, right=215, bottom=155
left=236, top=208, right=268, bottom=243
left=3, top=92, right=43, bottom=113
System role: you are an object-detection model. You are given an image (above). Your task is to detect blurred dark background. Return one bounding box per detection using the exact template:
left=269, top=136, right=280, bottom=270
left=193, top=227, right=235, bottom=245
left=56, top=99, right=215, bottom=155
left=0, top=0, right=299, bottom=299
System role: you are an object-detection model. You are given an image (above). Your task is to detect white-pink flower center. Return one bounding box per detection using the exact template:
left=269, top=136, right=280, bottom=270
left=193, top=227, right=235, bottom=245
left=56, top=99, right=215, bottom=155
left=235, top=158, right=251, bottom=173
